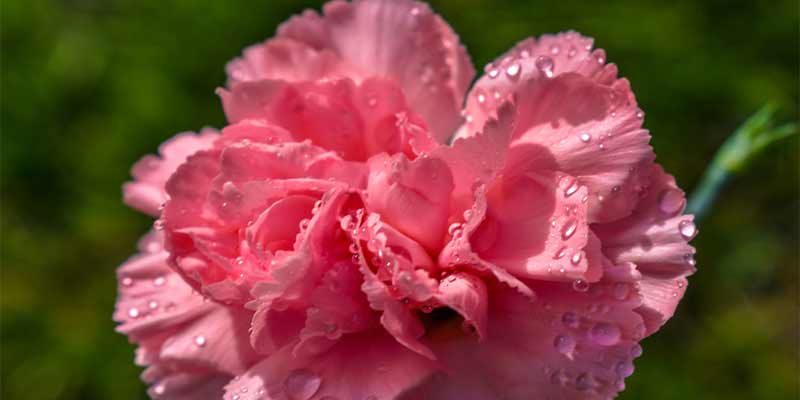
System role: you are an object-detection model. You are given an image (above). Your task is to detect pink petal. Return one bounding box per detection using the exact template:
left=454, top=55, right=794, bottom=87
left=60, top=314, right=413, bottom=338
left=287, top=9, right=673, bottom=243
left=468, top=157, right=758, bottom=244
left=462, top=32, right=654, bottom=222
left=593, top=164, right=697, bottom=335
left=123, top=129, right=218, bottom=216
left=407, top=283, right=645, bottom=399
left=435, top=272, right=489, bottom=339
left=366, top=153, right=454, bottom=252
left=115, top=232, right=259, bottom=397
left=223, top=330, right=437, bottom=400
left=219, top=78, right=437, bottom=161
left=438, top=185, right=534, bottom=298
left=274, top=0, right=474, bottom=142
left=226, top=37, right=346, bottom=84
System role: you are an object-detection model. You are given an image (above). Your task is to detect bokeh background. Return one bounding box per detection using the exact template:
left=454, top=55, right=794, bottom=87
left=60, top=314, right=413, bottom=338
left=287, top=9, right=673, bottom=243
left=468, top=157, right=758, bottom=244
left=2, top=0, right=798, bottom=399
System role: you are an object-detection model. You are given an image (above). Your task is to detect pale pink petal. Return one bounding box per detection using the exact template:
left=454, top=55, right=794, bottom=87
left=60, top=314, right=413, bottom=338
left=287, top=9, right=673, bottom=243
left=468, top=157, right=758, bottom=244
left=435, top=272, right=489, bottom=339
left=593, top=164, right=697, bottom=335
left=462, top=33, right=654, bottom=222
left=366, top=153, right=454, bottom=251
left=463, top=31, right=621, bottom=135
left=123, top=129, right=218, bottom=216
left=219, top=78, right=437, bottom=161
left=227, top=37, right=346, bottom=84
left=275, top=0, right=474, bottom=142
left=223, top=330, right=437, bottom=400
left=430, top=101, right=516, bottom=214
left=439, top=185, right=534, bottom=298
left=115, top=232, right=259, bottom=398
left=406, top=283, right=645, bottom=399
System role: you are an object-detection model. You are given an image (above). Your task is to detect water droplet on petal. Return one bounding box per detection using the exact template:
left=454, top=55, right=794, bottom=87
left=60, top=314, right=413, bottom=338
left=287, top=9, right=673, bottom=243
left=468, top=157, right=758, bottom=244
left=572, top=279, right=589, bottom=292
left=153, top=276, right=166, bottom=286
left=567, top=46, right=577, bottom=58
left=448, top=222, right=462, bottom=236
left=505, top=63, right=521, bottom=79
left=535, top=56, right=555, bottom=78
left=580, top=132, right=591, bottom=143
left=684, top=253, right=696, bottom=267
left=564, top=181, right=579, bottom=197
left=488, top=68, right=499, bottom=79
left=549, top=44, right=561, bottom=55
left=612, top=283, right=630, bottom=300
left=284, top=369, right=321, bottom=400
left=616, top=361, right=634, bottom=377
left=553, top=334, right=575, bottom=355
left=630, top=343, right=643, bottom=357
left=570, top=251, right=582, bottom=265
left=194, top=335, right=206, bottom=347
left=561, top=220, right=578, bottom=240
left=128, top=308, right=140, bottom=318
left=678, top=220, right=697, bottom=239
left=658, top=189, right=684, bottom=215
left=148, top=300, right=159, bottom=310
left=590, top=322, right=621, bottom=346
left=553, top=246, right=567, bottom=259
left=477, top=93, right=486, bottom=104
left=635, top=109, right=645, bottom=119
left=121, top=277, right=133, bottom=287
left=562, top=311, right=579, bottom=328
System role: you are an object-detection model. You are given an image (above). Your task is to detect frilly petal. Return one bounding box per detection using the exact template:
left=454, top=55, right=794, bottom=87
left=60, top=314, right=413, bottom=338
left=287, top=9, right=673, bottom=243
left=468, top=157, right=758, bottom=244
left=268, top=0, right=475, bottom=142
left=123, top=129, right=218, bottom=216
left=405, top=282, right=645, bottom=399
left=223, top=330, right=437, bottom=400
left=366, top=153, right=454, bottom=252
left=593, top=164, right=697, bottom=335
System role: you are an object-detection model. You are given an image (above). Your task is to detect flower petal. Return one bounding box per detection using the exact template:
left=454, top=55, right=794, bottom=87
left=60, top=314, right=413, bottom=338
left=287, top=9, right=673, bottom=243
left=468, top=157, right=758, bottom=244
left=366, top=153, right=454, bottom=252
left=405, top=282, right=645, bottom=399
left=223, top=330, right=437, bottom=400
left=274, top=0, right=474, bottom=141
left=115, top=231, right=259, bottom=397
left=219, top=78, right=437, bottom=161
left=123, top=129, right=218, bottom=216
left=435, top=272, right=489, bottom=339
left=593, top=164, right=697, bottom=335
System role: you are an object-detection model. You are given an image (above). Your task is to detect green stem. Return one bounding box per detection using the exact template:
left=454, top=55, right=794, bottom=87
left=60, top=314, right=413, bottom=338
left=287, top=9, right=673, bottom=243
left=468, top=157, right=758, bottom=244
left=686, top=104, right=797, bottom=221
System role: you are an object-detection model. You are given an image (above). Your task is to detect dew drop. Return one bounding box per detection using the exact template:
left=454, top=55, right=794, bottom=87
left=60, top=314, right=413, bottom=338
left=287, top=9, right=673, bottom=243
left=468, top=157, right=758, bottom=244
left=148, top=300, right=159, bottom=310
left=567, top=46, right=577, bottom=58
left=572, top=279, right=589, bottom=292
left=121, top=277, right=133, bottom=287
left=153, top=384, right=165, bottom=395
left=153, top=219, right=164, bottom=231
left=630, top=343, right=643, bottom=357
left=505, top=63, right=521, bottom=79
left=561, top=220, right=578, bottom=240
left=477, top=93, right=486, bottom=104
left=612, top=283, right=630, bottom=300
left=564, top=181, right=579, bottom=197
left=635, top=109, right=645, bottom=119
left=616, top=361, right=634, bottom=377
left=580, top=132, right=591, bottom=143
left=570, top=251, right=582, bottom=265
left=658, top=189, right=684, bottom=215
left=678, top=220, right=697, bottom=239
left=194, top=335, right=206, bottom=347
left=128, top=308, right=140, bottom=318
left=488, top=68, right=500, bottom=79
left=553, top=246, right=567, bottom=260
left=535, top=56, right=554, bottom=78
left=684, top=253, right=696, bottom=267
left=590, top=322, right=621, bottom=346
left=409, top=6, right=420, bottom=16
left=153, top=276, right=166, bottom=286
left=611, top=185, right=621, bottom=193
left=549, top=44, right=561, bottom=55
left=284, top=369, right=321, bottom=400
left=553, top=334, right=575, bottom=355
left=561, top=311, right=579, bottom=328
left=448, top=222, right=462, bottom=236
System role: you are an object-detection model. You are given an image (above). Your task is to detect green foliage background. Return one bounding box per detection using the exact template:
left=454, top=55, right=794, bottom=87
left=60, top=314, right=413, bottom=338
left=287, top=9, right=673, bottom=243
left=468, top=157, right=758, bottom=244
left=2, top=0, right=797, bottom=399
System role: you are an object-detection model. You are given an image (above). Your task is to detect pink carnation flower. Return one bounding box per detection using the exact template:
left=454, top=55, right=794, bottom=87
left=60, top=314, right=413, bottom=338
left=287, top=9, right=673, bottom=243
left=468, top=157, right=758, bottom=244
left=115, top=0, right=697, bottom=398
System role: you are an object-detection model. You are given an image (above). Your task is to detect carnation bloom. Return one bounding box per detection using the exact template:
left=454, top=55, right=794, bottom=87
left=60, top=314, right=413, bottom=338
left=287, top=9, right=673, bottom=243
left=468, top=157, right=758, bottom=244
left=115, top=1, right=697, bottom=398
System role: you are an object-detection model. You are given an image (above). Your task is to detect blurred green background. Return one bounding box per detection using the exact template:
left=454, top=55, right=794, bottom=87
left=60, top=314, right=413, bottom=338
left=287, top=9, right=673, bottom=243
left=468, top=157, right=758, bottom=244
left=2, top=0, right=797, bottom=399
